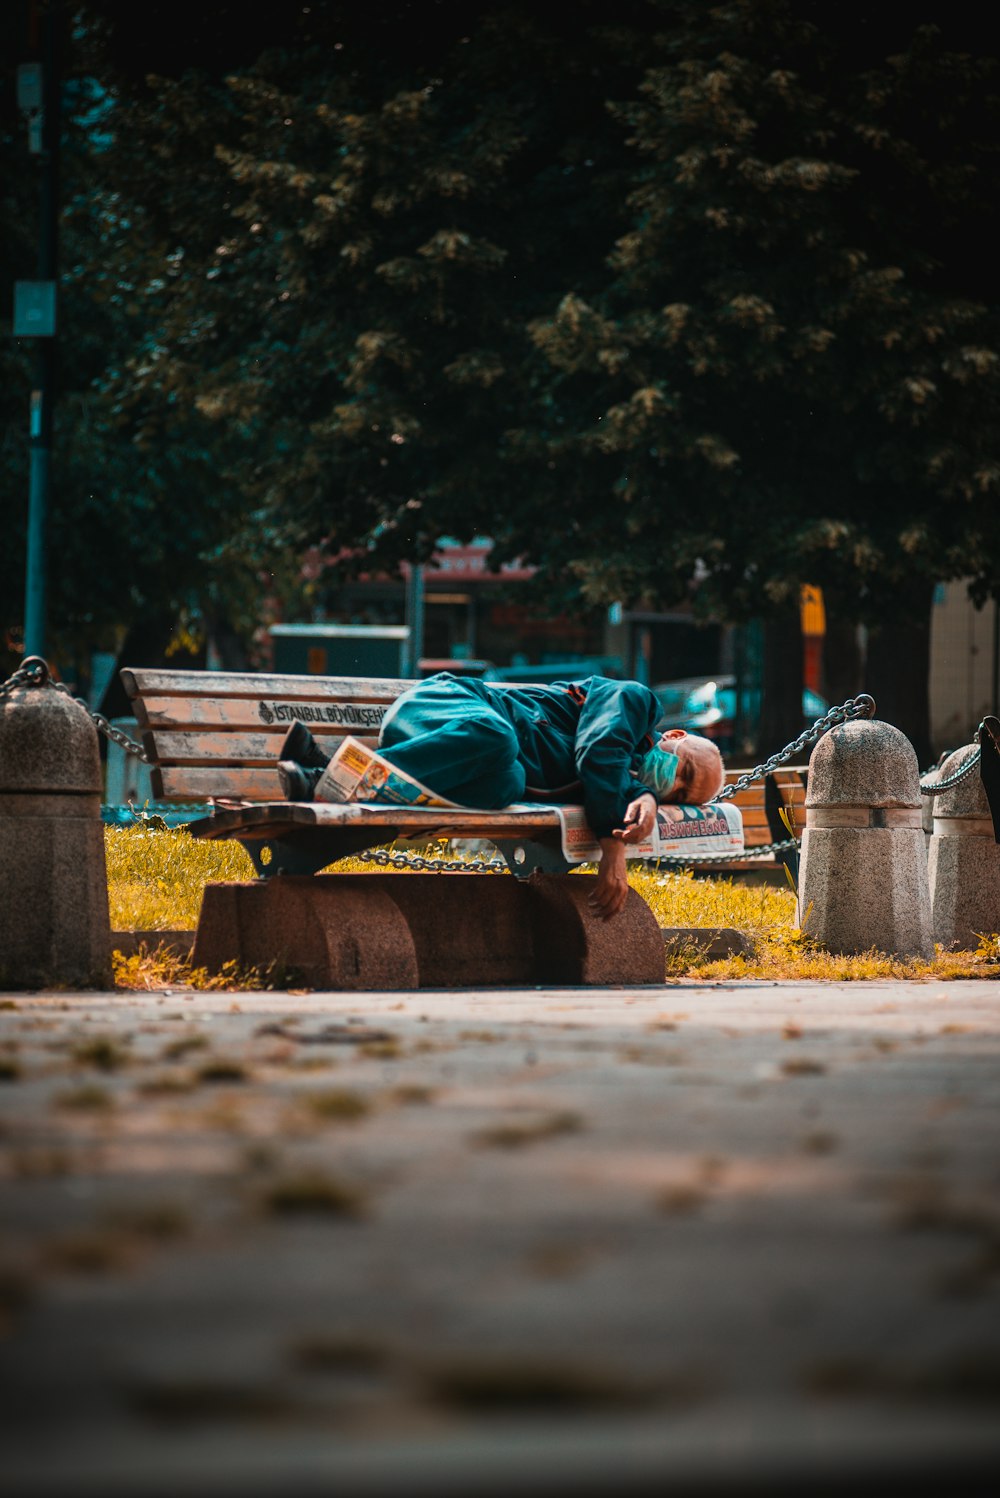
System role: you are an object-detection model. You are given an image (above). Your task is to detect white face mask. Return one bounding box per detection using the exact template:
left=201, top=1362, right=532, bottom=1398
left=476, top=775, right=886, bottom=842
left=639, top=745, right=680, bottom=800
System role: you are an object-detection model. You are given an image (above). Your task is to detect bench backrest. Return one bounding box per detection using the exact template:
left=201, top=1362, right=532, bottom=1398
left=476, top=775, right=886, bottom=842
left=121, top=667, right=808, bottom=845
left=121, top=668, right=413, bottom=802
left=719, top=768, right=807, bottom=850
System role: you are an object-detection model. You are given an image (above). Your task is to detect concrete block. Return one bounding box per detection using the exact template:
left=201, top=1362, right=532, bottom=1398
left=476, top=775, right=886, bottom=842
left=191, top=870, right=666, bottom=989
left=0, top=677, right=111, bottom=989
left=369, top=874, right=537, bottom=987
left=192, top=876, right=419, bottom=990
left=927, top=743, right=1000, bottom=948
left=0, top=679, right=102, bottom=796
left=920, top=767, right=940, bottom=842
left=0, top=805, right=112, bottom=988
left=527, top=874, right=665, bottom=985
left=799, top=827, right=932, bottom=957
left=800, top=720, right=933, bottom=959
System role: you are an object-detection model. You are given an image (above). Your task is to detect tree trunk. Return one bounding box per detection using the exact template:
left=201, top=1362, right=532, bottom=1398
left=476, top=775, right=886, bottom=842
left=756, top=602, right=805, bottom=759
left=864, top=584, right=934, bottom=769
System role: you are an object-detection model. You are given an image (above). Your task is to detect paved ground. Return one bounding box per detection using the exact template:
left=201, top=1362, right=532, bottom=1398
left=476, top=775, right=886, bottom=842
left=1, top=977, right=999, bottom=1495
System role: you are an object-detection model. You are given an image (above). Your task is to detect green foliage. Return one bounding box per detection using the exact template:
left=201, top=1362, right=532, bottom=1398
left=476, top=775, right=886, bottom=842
left=81, top=4, right=654, bottom=599
left=4, top=2, right=999, bottom=679
left=519, top=4, right=1000, bottom=624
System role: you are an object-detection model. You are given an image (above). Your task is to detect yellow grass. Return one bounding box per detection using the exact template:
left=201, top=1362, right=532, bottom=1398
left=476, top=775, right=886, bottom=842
left=105, top=826, right=1000, bottom=989
left=106, top=826, right=255, bottom=931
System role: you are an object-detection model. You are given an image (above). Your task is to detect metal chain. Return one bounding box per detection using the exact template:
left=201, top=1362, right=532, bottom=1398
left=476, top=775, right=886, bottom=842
left=0, top=659, right=46, bottom=700
left=355, top=847, right=508, bottom=873
left=1, top=656, right=152, bottom=764
left=919, top=745, right=981, bottom=796
left=353, top=837, right=800, bottom=872
left=60, top=690, right=153, bottom=764
left=318, top=821, right=782, bottom=878
left=653, top=837, right=799, bottom=866
left=715, top=693, right=877, bottom=800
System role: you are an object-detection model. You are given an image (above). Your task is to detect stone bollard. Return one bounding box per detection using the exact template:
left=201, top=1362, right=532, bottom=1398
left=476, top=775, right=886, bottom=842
left=927, top=743, right=1000, bottom=948
left=799, top=719, right=933, bottom=958
left=0, top=660, right=112, bottom=988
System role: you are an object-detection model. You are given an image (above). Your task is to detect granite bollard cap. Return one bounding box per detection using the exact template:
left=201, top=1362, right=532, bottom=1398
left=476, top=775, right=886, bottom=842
left=806, top=719, right=920, bottom=809
left=932, top=743, right=988, bottom=818
left=0, top=677, right=101, bottom=795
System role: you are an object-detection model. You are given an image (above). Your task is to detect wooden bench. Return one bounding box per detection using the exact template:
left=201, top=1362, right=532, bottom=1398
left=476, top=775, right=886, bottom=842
left=119, top=668, right=803, bottom=987
left=121, top=666, right=806, bottom=877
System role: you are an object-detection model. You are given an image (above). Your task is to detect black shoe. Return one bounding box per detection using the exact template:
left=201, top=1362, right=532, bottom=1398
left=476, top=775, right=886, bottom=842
left=277, top=760, right=325, bottom=802
left=279, top=720, right=330, bottom=770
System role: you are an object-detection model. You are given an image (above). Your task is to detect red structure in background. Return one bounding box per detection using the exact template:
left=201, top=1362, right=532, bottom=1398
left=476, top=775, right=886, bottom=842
left=800, top=586, right=826, bottom=694
left=300, top=538, right=604, bottom=672
left=286, top=539, right=730, bottom=684
left=405, top=540, right=537, bottom=586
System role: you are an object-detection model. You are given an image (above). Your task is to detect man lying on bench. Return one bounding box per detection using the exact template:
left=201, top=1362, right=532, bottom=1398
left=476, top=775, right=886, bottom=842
left=277, top=672, right=725, bottom=920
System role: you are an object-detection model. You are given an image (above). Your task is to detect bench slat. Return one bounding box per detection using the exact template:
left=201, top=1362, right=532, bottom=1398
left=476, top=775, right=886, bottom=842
left=191, top=801, right=564, bottom=841
left=162, top=788, right=779, bottom=848
left=131, top=694, right=394, bottom=733
left=156, top=771, right=803, bottom=844
left=146, top=730, right=378, bottom=766
left=736, top=813, right=780, bottom=834
left=122, top=668, right=414, bottom=701
left=156, top=766, right=289, bottom=800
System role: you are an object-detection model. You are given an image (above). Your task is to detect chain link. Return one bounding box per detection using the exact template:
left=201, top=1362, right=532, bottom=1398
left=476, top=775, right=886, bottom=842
left=1, top=656, right=152, bottom=764
left=352, top=837, right=800, bottom=871
left=60, top=692, right=153, bottom=764
left=652, top=837, right=799, bottom=866
left=354, top=846, right=508, bottom=873
left=0, top=659, right=46, bottom=700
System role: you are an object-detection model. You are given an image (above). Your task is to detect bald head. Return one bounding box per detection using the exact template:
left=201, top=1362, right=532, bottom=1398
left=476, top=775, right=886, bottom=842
left=657, top=729, right=725, bottom=806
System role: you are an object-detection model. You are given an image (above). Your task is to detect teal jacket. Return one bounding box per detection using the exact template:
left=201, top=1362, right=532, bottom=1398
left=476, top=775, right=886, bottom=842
left=380, top=673, right=661, bottom=838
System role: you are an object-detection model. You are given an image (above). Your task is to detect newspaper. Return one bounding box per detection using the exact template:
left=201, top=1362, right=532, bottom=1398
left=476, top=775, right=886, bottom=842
left=314, top=736, right=462, bottom=809
left=552, top=801, right=744, bottom=865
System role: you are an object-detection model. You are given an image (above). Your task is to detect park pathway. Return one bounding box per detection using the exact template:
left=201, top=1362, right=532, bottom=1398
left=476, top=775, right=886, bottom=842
left=1, top=978, right=999, bottom=1494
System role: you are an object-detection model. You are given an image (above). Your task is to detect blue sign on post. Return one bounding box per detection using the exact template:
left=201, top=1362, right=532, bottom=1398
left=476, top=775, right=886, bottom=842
left=14, top=281, right=57, bottom=337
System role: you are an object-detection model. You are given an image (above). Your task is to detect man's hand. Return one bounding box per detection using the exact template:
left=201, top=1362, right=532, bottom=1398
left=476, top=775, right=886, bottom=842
left=590, top=837, right=630, bottom=920
left=613, top=792, right=657, bottom=845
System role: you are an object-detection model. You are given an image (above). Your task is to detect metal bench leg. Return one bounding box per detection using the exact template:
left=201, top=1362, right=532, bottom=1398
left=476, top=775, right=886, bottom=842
left=498, top=840, right=571, bottom=878
left=239, top=826, right=403, bottom=879
left=242, top=839, right=334, bottom=879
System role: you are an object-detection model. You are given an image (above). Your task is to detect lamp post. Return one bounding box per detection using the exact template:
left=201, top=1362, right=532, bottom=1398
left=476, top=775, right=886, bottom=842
left=15, top=0, right=62, bottom=659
